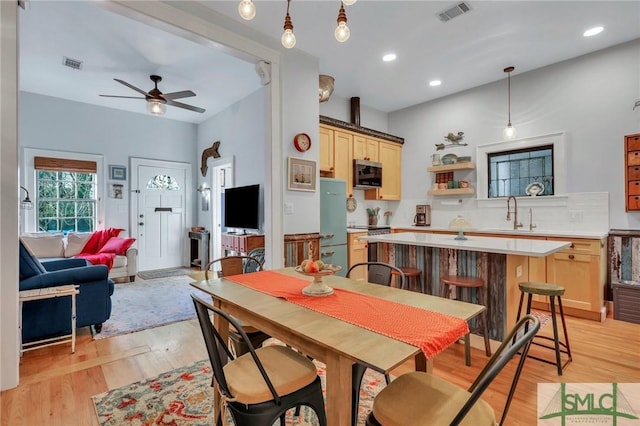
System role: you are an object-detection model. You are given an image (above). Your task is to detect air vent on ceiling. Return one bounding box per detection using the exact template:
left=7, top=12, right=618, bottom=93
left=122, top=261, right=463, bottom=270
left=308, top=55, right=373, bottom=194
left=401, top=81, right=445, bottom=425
left=62, top=56, right=83, bottom=70
left=437, top=2, right=471, bottom=22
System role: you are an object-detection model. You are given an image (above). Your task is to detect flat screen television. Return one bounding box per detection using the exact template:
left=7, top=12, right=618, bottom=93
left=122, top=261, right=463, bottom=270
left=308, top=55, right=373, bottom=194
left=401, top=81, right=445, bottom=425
left=224, top=184, right=260, bottom=232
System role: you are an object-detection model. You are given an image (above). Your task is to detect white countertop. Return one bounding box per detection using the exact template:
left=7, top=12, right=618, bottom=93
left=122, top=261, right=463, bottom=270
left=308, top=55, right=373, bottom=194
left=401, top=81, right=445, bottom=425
left=392, top=226, right=609, bottom=240
left=359, top=232, right=572, bottom=257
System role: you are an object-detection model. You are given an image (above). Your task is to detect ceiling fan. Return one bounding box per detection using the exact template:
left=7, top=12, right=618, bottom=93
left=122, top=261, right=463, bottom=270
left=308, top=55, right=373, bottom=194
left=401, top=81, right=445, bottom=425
left=100, top=75, right=205, bottom=115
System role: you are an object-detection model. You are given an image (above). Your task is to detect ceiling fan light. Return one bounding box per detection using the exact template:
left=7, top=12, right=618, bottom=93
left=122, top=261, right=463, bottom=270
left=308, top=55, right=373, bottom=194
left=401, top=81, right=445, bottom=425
left=238, top=0, right=256, bottom=20
left=147, top=99, right=166, bottom=116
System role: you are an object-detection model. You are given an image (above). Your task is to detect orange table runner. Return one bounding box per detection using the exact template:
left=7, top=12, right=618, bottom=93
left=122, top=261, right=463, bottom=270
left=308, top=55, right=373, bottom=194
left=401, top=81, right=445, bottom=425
left=224, top=270, right=470, bottom=359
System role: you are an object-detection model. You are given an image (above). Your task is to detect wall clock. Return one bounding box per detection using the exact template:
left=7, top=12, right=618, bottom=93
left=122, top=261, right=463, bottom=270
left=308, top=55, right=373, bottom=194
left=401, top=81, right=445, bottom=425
left=293, top=133, right=312, bottom=152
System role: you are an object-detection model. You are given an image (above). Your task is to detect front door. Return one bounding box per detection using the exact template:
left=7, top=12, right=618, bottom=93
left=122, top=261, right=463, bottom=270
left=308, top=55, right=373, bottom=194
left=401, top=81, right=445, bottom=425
left=131, top=158, right=191, bottom=271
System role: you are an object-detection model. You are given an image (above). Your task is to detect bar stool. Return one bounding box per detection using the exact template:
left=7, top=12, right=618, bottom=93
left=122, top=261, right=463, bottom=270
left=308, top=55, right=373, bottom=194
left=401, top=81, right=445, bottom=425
left=391, top=267, right=424, bottom=292
left=516, top=281, right=572, bottom=375
left=441, top=275, right=492, bottom=366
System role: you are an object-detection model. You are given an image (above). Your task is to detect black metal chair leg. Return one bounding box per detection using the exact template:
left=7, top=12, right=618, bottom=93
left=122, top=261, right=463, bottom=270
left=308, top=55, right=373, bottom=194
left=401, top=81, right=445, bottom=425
left=352, top=363, right=367, bottom=426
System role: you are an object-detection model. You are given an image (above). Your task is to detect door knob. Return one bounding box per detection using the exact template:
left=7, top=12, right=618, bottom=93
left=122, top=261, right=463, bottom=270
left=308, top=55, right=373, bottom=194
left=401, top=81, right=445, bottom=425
left=139, top=222, right=144, bottom=226
left=139, top=214, right=144, bottom=218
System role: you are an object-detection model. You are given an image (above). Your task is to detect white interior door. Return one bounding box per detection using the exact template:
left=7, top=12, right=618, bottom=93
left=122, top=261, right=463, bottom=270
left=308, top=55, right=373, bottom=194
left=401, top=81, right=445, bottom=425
left=131, top=158, right=191, bottom=271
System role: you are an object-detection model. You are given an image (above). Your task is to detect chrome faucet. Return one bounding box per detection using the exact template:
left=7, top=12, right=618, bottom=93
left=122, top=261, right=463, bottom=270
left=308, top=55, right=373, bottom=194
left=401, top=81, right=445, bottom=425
left=506, top=196, right=523, bottom=230
left=529, top=208, right=537, bottom=231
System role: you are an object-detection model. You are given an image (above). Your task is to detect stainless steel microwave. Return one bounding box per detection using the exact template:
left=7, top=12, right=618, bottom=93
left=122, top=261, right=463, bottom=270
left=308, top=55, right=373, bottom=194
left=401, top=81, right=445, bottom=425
left=353, top=159, right=383, bottom=189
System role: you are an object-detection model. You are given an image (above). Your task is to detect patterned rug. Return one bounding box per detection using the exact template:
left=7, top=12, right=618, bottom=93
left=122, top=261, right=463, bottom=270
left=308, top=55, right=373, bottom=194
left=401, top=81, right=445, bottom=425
left=92, top=357, right=385, bottom=425
left=137, top=268, right=198, bottom=280
left=95, top=275, right=209, bottom=339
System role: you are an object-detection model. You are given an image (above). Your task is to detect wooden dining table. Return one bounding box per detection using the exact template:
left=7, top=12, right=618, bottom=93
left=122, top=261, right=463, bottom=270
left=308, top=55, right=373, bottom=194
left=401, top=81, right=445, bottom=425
left=190, top=267, right=486, bottom=426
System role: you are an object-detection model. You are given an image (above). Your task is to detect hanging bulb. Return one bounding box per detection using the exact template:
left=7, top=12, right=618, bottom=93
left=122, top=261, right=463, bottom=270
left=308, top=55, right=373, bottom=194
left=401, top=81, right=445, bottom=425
left=335, top=3, right=350, bottom=42
left=503, top=123, right=517, bottom=140
left=281, top=0, right=296, bottom=48
left=503, top=66, right=516, bottom=140
left=342, top=0, right=357, bottom=4
left=238, top=0, right=256, bottom=20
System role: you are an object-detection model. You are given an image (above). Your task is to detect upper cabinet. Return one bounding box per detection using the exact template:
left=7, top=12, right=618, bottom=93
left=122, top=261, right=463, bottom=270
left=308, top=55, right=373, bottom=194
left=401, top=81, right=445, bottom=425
left=319, top=116, right=404, bottom=200
left=625, top=133, right=640, bottom=211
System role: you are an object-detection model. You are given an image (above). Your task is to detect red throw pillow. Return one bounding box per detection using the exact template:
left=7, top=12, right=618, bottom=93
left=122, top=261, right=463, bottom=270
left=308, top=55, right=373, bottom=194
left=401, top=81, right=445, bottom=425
left=97, top=237, right=136, bottom=255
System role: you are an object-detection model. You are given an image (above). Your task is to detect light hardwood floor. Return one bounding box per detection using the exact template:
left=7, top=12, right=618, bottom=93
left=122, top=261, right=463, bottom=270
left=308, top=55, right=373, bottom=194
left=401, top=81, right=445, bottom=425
left=2, top=310, right=639, bottom=425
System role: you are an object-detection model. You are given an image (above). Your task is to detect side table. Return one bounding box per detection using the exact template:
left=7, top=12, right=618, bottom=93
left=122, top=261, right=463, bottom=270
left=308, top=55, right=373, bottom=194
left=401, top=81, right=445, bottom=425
left=19, top=284, right=80, bottom=354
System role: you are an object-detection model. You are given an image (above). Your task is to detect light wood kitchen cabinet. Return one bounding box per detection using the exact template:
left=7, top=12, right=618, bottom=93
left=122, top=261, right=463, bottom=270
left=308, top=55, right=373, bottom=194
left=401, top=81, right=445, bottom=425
left=333, top=130, right=353, bottom=192
left=319, top=126, right=334, bottom=173
left=353, top=135, right=379, bottom=161
left=365, top=141, right=402, bottom=200
left=348, top=232, right=368, bottom=281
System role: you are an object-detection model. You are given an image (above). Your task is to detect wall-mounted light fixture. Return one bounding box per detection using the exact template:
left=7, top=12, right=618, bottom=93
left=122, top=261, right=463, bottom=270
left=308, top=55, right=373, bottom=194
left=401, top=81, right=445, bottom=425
left=238, top=0, right=357, bottom=48
left=20, top=186, right=33, bottom=210
left=503, top=66, right=517, bottom=140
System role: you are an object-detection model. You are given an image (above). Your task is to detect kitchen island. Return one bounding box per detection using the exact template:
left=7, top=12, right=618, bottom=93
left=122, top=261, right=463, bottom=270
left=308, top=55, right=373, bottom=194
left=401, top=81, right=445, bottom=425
left=359, top=232, right=571, bottom=341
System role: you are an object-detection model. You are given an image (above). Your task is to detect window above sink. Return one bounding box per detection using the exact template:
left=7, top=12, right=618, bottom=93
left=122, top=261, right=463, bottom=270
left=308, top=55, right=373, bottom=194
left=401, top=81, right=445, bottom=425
left=476, top=132, right=567, bottom=201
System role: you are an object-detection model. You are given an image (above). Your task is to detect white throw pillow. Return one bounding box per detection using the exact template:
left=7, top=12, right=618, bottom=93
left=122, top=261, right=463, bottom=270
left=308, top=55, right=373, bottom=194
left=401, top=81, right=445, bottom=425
left=66, top=232, right=93, bottom=257
left=20, top=233, right=65, bottom=258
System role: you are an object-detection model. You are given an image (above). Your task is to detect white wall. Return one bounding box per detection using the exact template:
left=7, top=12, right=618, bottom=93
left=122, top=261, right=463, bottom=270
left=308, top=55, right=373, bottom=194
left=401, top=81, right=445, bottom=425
left=387, top=40, right=640, bottom=231
left=196, top=88, right=266, bottom=230
left=19, top=92, right=198, bottom=232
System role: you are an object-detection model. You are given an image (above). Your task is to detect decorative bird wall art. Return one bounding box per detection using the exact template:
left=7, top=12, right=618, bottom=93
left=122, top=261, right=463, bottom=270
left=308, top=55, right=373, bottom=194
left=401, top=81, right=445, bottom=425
left=200, top=140, right=221, bottom=177
left=435, top=131, right=468, bottom=150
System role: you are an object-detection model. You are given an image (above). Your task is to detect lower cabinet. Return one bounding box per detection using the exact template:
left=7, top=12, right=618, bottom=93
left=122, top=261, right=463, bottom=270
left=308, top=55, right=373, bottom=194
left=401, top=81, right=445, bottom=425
left=347, top=232, right=368, bottom=281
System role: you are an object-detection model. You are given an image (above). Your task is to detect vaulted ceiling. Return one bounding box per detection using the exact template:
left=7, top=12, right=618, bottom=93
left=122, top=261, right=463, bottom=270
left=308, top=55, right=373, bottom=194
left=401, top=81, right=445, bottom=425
left=19, top=1, right=640, bottom=123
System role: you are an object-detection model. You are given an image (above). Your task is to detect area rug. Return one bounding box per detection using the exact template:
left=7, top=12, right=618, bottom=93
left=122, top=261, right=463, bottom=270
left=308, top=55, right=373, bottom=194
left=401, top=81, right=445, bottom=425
left=95, top=275, right=208, bottom=339
left=92, top=358, right=385, bottom=426
left=137, top=268, right=198, bottom=280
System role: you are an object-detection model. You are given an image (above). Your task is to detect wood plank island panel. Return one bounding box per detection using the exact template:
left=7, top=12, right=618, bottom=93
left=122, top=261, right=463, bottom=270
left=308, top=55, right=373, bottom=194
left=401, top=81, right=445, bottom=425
left=373, top=242, right=508, bottom=341
left=284, top=232, right=320, bottom=266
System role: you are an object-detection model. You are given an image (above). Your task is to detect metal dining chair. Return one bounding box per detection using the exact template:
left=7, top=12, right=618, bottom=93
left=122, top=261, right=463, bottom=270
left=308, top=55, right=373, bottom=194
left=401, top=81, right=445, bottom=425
left=204, top=255, right=269, bottom=356
left=192, top=294, right=327, bottom=426
left=346, top=261, right=406, bottom=426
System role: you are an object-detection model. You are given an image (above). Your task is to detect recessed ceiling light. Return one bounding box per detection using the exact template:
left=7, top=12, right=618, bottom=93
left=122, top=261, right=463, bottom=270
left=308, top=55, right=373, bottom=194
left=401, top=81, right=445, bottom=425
left=382, top=53, right=397, bottom=62
left=583, top=26, right=603, bottom=37
left=429, top=80, right=442, bottom=87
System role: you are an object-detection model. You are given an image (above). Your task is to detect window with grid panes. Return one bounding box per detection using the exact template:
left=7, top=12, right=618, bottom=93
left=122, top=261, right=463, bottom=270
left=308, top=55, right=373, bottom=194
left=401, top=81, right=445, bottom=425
left=35, top=157, right=97, bottom=232
left=487, top=145, right=553, bottom=198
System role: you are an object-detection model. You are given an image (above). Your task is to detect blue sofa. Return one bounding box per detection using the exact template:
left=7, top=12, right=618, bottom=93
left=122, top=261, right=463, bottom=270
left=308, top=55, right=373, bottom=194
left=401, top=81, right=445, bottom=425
left=19, top=240, right=115, bottom=343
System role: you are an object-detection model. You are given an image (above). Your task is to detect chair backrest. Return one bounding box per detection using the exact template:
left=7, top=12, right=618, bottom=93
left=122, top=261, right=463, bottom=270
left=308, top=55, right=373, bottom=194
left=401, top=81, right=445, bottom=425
left=452, top=314, right=540, bottom=426
left=346, top=261, right=406, bottom=289
left=245, top=247, right=265, bottom=273
left=191, top=294, right=282, bottom=403
left=204, top=255, right=264, bottom=280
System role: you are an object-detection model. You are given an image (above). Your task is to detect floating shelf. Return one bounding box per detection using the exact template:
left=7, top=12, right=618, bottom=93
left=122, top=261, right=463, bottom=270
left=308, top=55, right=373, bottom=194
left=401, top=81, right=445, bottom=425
left=427, top=162, right=475, bottom=173
left=428, top=188, right=475, bottom=196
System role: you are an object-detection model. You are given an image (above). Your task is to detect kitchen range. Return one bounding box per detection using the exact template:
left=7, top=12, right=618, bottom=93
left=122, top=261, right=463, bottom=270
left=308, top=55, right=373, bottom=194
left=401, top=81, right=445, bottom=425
left=349, top=225, right=391, bottom=261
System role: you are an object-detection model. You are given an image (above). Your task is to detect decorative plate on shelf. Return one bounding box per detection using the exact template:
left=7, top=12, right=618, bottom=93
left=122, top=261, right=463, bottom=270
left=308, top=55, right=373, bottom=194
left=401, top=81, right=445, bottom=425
left=346, top=197, right=357, bottom=212
left=525, top=182, right=545, bottom=196
left=441, top=153, right=458, bottom=165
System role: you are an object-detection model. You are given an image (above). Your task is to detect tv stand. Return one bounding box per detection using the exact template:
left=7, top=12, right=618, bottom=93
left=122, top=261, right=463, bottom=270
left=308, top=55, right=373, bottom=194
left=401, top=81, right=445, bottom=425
left=221, top=232, right=264, bottom=256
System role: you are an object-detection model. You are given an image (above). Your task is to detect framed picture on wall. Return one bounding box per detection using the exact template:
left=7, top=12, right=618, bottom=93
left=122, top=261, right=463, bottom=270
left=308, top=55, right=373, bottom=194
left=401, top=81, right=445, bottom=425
left=287, top=157, right=316, bottom=192
left=109, top=165, right=127, bottom=181
left=111, top=183, right=124, bottom=199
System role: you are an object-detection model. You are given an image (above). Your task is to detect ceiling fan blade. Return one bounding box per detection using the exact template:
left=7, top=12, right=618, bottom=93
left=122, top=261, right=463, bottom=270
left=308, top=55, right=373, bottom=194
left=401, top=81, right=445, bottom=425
left=162, top=90, right=196, bottom=100
left=99, top=95, right=146, bottom=99
left=114, top=79, right=150, bottom=97
left=166, top=99, right=205, bottom=113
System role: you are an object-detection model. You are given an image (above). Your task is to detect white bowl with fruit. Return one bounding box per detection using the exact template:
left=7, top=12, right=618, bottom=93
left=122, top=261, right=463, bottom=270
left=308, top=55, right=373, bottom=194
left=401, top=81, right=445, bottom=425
left=294, top=259, right=342, bottom=296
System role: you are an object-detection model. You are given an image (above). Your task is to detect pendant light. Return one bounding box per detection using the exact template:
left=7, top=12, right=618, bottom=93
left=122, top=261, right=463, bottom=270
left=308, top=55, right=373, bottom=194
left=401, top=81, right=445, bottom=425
left=281, top=0, right=296, bottom=49
left=503, top=66, right=517, bottom=140
left=335, top=2, right=350, bottom=43
left=238, top=0, right=256, bottom=20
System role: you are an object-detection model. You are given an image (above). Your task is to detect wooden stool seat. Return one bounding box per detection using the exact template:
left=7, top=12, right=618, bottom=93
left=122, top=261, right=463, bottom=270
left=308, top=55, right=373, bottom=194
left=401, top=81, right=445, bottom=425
left=392, top=267, right=424, bottom=293
left=516, top=281, right=572, bottom=375
left=441, top=275, right=485, bottom=289
left=440, top=275, right=491, bottom=366
left=519, top=281, right=565, bottom=297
